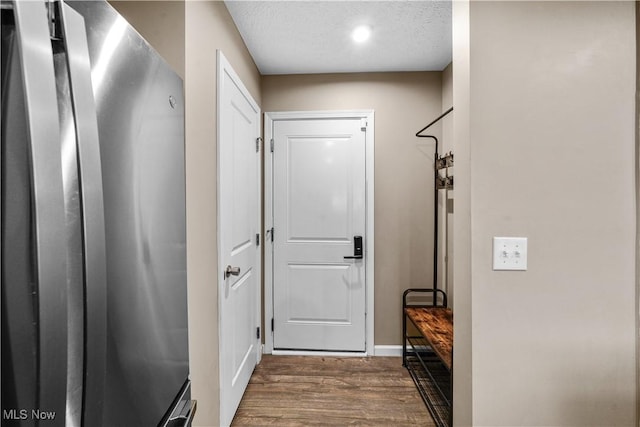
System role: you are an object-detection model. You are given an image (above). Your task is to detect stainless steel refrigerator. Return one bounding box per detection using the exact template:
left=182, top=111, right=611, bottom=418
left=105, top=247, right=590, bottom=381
left=1, top=1, right=195, bottom=426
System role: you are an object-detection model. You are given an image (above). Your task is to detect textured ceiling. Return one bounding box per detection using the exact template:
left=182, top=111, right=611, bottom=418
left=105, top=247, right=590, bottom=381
left=224, top=1, right=452, bottom=75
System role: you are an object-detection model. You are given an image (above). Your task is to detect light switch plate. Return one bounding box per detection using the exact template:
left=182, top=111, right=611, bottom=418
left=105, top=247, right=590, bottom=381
left=493, top=237, right=527, bottom=271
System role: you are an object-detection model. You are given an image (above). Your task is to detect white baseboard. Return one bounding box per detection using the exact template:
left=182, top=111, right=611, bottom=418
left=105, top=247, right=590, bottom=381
left=373, top=345, right=403, bottom=357
left=271, top=350, right=367, bottom=357
left=263, top=345, right=403, bottom=357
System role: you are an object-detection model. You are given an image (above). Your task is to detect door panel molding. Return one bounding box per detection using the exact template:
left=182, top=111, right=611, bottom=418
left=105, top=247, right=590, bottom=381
left=264, top=110, right=374, bottom=355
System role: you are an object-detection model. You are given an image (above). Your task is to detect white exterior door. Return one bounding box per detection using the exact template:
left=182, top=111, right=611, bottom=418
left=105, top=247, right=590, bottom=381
left=217, top=52, right=261, bottom=427
left=271, top=116, right=367, bottom=352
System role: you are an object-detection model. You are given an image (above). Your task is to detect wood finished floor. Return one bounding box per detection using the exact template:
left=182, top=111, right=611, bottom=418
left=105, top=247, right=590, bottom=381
left=232, top=355, right=435, bottom=426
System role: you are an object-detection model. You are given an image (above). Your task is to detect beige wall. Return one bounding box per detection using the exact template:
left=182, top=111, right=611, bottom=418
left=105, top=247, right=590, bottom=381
left=636, top=2, right=640, bottom=423
left=109, top=1, right=185, bottom=79
left=454, top=1, right=636, bottom=425
left=110, top=2, right=261, bottom=426
left=185, top=2, right=261, bottom=426
left=262, top=72, right=442, bottom=345
left=451, top=1, right=472, bottom=424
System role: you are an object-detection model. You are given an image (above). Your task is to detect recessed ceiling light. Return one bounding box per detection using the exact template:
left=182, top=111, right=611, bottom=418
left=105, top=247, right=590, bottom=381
left=352, top=25, right=371, bottom=43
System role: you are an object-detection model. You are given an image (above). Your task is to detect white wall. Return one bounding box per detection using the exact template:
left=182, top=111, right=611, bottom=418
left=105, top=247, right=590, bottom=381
left=454, top=1, right=636, bottom=425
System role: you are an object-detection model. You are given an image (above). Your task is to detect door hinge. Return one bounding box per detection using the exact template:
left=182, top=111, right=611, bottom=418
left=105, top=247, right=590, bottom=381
left=270, top=138, right=274, bottom=153
left=256, top=233, right=260, bottom=246
left=271, top=318, right=274, bottom=332
left=256, top=326, right=261, bottom=339
left=256, top=137, right=262, bottom=153
left=361, top=118, right=367, bottom=132
left=47, top=2, right=62, bottom=40
left=270, top=227, right=274, bottom=242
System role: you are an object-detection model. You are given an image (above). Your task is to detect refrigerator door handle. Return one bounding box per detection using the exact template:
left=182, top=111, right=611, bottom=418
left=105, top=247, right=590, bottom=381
left=12, top=0, right=69, bottom=421
left=58, top=3, right=108, bottom=425
left=182, top=401, right=197, bottom=427
left=161, top=380, right=197, bottom=427
left=165, top=400, right=197, bottom=427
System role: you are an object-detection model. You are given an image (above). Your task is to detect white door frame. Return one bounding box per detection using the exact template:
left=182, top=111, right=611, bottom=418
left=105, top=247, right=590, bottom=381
left=217, top=50, right=262, bottom=426
left=264, top=110, right=375, bottom=356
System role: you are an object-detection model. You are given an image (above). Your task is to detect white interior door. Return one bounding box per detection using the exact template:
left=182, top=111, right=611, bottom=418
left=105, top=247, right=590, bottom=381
left=272, top=117, right=367, bottom=352
left=217, top=51, right=261, bottom=427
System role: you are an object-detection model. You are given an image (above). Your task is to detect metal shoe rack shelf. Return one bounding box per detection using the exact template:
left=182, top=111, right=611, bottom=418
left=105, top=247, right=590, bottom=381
left=403, top=289, right=452, bottom=427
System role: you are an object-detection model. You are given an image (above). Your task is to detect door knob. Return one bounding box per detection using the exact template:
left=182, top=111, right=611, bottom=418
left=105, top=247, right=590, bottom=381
left=225, top=265, right=241, bottom=278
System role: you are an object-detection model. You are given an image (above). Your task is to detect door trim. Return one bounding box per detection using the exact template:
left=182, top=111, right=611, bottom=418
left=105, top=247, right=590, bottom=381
left=217, top=50, right=262, bottom=426
left=264, top=110, right=375, bottom=355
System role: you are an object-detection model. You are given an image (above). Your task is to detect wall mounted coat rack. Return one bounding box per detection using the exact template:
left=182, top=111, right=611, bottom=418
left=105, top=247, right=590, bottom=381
left=415, top=107, right=454, bottom=301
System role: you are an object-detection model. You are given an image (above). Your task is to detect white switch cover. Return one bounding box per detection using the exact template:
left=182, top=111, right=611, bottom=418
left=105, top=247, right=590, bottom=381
left=493, top=237, right=527, bottom=271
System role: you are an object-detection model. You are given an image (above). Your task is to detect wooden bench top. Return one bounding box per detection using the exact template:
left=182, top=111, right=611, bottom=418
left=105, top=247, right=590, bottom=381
left=405, top=307, right=453, bottom=371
